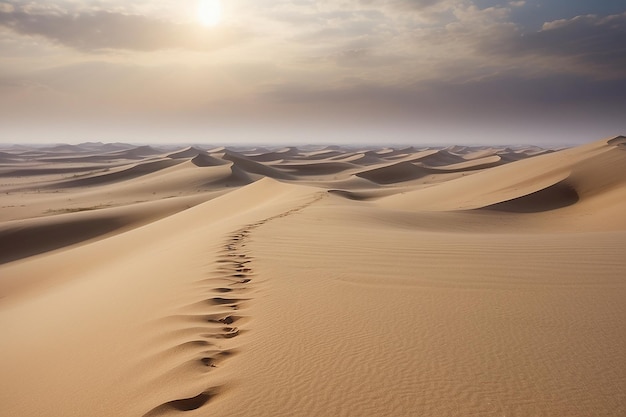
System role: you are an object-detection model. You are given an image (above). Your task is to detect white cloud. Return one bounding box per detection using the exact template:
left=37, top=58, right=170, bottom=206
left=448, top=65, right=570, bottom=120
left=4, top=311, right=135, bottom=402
left=0, top=2, right=14, bottom=13
left=0, top=3, right=248, bottom=52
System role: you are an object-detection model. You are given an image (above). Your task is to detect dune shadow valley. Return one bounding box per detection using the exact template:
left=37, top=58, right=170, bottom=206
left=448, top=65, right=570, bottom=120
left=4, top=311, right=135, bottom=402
left=1, top=136, right=625, bottom=417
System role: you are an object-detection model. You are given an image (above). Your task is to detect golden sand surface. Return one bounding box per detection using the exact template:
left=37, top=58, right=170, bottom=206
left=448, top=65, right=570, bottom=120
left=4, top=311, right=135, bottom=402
left=1, top=137, right=625, bottom=416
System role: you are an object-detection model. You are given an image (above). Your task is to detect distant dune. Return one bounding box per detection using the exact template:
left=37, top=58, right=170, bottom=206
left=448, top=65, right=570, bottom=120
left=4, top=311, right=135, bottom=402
left=1, top=136, right=625, bottom=417
left=356, top=161, right=438, bottom=184
left=167, top=146, right=206, bottom=159
left=191, top=152, right=230, bottom=167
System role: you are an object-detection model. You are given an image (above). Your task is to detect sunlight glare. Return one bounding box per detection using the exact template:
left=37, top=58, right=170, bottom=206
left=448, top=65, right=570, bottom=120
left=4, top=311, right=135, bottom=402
left=197, top=0, right=222, bottom=27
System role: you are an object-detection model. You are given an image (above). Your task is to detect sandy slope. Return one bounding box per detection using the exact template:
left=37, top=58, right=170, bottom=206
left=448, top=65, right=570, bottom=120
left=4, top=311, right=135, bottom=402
left=220, top=196, right=626, bottom=417
left=1, top=137, right=625, bottom=416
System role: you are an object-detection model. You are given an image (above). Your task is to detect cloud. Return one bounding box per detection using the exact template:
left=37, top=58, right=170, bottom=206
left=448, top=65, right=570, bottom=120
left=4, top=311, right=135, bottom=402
left=359, top=0, right=452, bottom=11
left=263, top=71, right=626, bottom=123
left=379, top=0, right=442, bottom=9
left=255, top=72, right=625, bottom=145
left=354, top=0, right=459, bottom=23
left=0, top=3, right=246, bottom=52
left=1, top=0, right=624, bottom=145
left=0, top=2, right=14, bottom=13
left=493, top=12, right=626, bottom=79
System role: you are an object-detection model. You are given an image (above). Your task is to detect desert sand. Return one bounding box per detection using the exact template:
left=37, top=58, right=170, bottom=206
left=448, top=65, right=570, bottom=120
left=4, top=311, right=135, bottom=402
left=1, top=136, right=625, bottom=416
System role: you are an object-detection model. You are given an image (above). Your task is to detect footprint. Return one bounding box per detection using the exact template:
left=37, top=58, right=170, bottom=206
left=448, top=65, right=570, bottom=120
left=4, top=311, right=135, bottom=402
left=144, top=388, right=221, bottom=415
left=209, top=297, right=242, bottom=305
left=203, top=327, right=240, bottom=339
left=200, top=357, right=217, bottom=367
left=206, top=315, right=242, bottom=325
left=218, top=315, right=239, bottom=325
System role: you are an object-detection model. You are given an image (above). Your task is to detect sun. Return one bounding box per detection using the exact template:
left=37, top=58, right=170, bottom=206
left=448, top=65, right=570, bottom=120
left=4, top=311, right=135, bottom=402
left=197, top=0, right=222, bottom=27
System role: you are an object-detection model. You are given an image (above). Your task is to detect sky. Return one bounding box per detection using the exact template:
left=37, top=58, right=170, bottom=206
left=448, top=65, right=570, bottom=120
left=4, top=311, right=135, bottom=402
left=0, top=0, right=625, bottom=145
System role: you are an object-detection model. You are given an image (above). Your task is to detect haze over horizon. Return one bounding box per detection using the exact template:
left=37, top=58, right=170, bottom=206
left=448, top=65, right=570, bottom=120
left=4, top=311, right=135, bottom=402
left=1, top=0, right=625, bottom=145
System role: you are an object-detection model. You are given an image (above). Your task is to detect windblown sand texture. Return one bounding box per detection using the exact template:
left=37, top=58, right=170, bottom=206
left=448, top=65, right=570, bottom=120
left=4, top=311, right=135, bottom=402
left=1, top=136, right=625, bottom=416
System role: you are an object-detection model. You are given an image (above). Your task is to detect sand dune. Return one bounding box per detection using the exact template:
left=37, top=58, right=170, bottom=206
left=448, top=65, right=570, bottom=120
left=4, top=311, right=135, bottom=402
left=0, top=164, right=117, bottom=177
left=333, top=151, right=385, bottom=165
left=58, top=159, right=185, bottom=188
left=482, top=180, right=579, bottom=212
left=276, top=161, right=357, bottom=176
left=608, top=135, right=626, bottom=146
left=45, top=144, right=91, bottom=153
left=0, top=151, right=21, bottom=164
left=191, top=152, right=231, bottom=167
left=243, top=151, right=289, bottom=162
left=109, top=145, right=165, bottom=159
left=206, top=146, right=226, bottom=153
left=36, top=154, right=138, bottom=164
left=167, top=146, right=205, bottom=159
left=419, top=154, right=503, bottom=171
left=0, top=195, right=208, bottom=264
left=498, top=148, right=554, bottom=162
left=299, top=149, right=346, bottom=160
left=356, top=161, right=440, bottom=184
left=484, top=139, right=625, bottom=214
left=1, top=136, right=625, bottom=417
left=410, top=149, right=467, bottom=166
left=461, top=148, right=500, bottom=160
left=222, top=150, right=295, bottom=180
left=375, top=146, right=417, bottom=158
left=379, top=136, right=626, bottom=212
